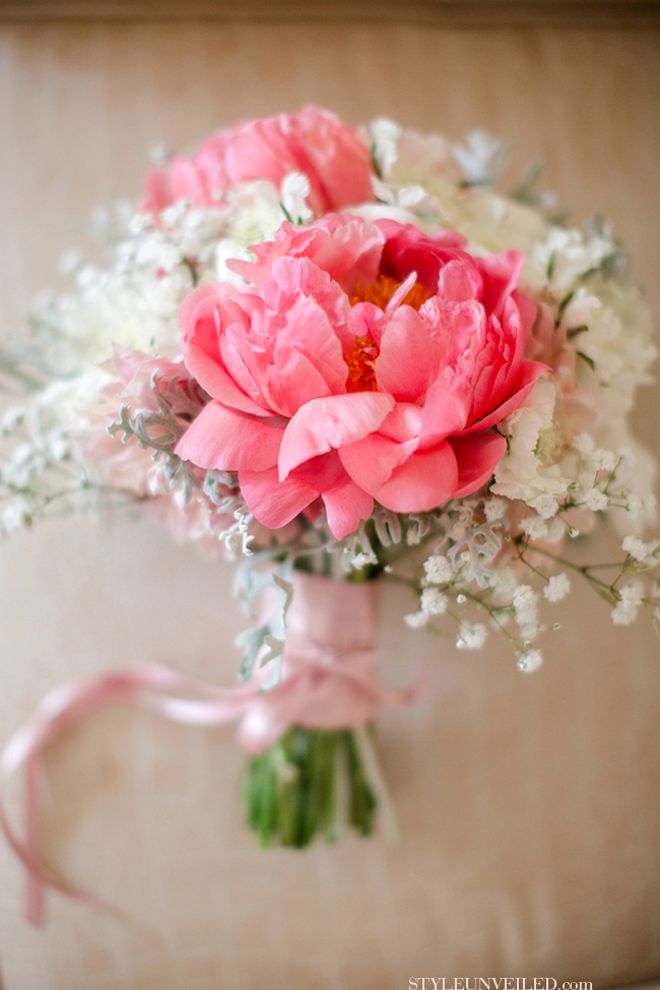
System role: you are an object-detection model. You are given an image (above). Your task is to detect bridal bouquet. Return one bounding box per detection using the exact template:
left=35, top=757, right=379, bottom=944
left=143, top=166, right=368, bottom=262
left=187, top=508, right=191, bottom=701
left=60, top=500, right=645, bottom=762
left=1, top=108, right=658, bottom=879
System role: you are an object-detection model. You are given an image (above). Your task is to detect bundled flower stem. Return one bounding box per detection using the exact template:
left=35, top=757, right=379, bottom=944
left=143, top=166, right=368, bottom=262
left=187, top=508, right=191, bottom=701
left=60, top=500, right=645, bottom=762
left=243, top=725, right=377, bottom=848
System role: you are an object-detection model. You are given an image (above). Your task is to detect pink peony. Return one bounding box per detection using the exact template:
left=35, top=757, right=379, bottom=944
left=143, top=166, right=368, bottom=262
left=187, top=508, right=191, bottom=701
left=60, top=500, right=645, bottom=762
left=142, top=107, right=373, bottom=216
left=175, top=216, right=547, bottom=539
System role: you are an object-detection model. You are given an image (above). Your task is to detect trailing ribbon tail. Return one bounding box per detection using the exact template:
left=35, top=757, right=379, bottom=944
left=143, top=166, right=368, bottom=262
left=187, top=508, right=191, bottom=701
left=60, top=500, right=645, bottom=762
left=1, top=572, right=421, bottom=926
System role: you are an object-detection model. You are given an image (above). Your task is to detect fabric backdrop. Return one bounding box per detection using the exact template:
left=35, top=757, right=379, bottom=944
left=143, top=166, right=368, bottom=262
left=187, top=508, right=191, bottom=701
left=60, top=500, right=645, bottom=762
left=0, top=16, right=658, bottom=990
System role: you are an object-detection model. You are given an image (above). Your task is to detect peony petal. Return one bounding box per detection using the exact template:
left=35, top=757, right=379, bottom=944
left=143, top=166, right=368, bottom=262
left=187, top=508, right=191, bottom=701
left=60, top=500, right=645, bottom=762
left=461, top=361, right=547, bottom=434
left=321, top=475, right=374, bottom=540
left=420, top=370, right=470, bottom=446
left=436, top=257, right=483, bottom=302
left=175, top=401, right=283, bottom=471
left=476, top=250, right=524, bottom=317
left=278, top=392, right=394, bottom=480
left=339, top=433, right=417, bottom=493
left=449, top=432, right=507, bottom=498
left=379, top=402, right=424, bottom=443
left=239, top=466, right=319, bottom=530
left=373, top=442, right=459, bottom=513
left=375, top=307, right=441, bottom=402
left=180, top=285, right=269, bottom=416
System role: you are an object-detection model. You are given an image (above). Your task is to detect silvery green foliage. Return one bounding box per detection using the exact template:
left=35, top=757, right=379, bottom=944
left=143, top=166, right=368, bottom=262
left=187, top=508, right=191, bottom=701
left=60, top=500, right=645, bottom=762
left=233, top=552, right=293, bottom=682
left=509, top=160, right=558, bottom=212
left=107, top=389, right=254, bottom=557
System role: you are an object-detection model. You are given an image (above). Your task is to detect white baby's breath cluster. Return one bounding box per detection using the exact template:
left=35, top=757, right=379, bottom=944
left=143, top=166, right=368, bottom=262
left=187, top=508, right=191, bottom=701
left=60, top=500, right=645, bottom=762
left=398, top=488, right=659, bottom=671
left=0, top=170, right=308, bottom=540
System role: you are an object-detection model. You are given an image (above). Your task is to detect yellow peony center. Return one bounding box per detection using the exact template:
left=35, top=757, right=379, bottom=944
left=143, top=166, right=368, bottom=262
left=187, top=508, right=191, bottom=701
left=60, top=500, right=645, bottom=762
left=350, top=273, right=432, bottom=311
left=345, top=334, right=379, bottom=391
left=344, top=274, right=432, bottom=391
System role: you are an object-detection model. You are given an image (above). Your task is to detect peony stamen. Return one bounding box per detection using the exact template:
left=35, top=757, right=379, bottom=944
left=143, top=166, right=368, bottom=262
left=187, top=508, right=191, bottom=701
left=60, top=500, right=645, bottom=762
left=349, top=273, right=432, bottom=312
left=345, top=335, right=379, bottom=392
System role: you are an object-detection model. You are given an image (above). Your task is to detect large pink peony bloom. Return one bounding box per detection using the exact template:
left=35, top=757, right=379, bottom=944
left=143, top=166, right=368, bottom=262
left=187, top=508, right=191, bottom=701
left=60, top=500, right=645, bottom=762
left=175, top=216, right=547, bottom=539
left=142, top=107, right=373, bottom=216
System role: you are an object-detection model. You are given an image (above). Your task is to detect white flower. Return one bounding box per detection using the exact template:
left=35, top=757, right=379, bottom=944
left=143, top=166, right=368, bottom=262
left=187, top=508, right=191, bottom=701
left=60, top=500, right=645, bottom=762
left=513, top=585, right=537, bottom=610
left=583, top=489, right=609, bottom=512
left=530, top=494, right=560, bottom=519
left=492, top=381, right=574, bottom=504
left=544, top=573, right=571, bottom=602
left=611, top=602, right=637, bottom=625
left=0, top=405, right=24, bottom=436
left=517, top=649, right=543, bottom=673
left=423, top=553, right=453, bottom=585
left=456, top=622, right=487, bottom=650
left=489, top=566, right=517, bottom=602
left=622, top=535, right=653, bottom=564
left=484, top=497, right=507, bottom=522
left=532, top=227, right=612, bottom=296
left=48, top=436, right=71, bottom=462
left=513, top=585, right=539, bottom=625
left=520, top=515, right=548, bottom=541
left=368, top=117, right=402, bottom=178
left=518, top=622, right=541, bottom=643
left=404, top=610, right=428, bottom=630
left=1, top=496, right=34, bottom=533
left=593, top=448, right=617, bottom=473
left=611, top=581, right=645, bottom=625
left=280, top=171, right=313, bottom=223
left=619, top=582, right=644, bottom=607
left=420, top=587, right=448, bottom=616
left=214, top=240, right=254, bottom=285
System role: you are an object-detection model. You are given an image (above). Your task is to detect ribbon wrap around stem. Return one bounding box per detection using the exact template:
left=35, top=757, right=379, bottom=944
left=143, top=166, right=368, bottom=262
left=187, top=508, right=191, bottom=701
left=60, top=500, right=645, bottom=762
left=238, top=570, right=384, bottom=751
left=0, top=571, right=418, bottom=927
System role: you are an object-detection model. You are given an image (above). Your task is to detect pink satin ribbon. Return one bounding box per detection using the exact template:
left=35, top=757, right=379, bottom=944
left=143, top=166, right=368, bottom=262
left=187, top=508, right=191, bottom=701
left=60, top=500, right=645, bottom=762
left=1, top=572, right=417, bottom=926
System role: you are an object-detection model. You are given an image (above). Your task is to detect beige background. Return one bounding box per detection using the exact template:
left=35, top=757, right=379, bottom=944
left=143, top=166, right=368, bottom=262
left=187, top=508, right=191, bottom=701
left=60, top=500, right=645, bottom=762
left=0, top=14, right=659, bottom=990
